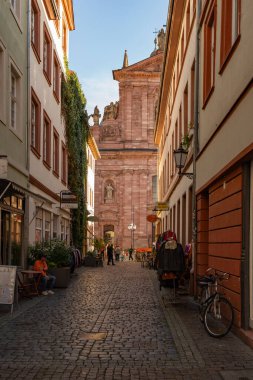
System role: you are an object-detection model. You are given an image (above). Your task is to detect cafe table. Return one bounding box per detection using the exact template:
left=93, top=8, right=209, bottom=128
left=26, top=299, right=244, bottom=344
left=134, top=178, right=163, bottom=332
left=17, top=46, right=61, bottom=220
left=18, top=270, right=42, bottom=298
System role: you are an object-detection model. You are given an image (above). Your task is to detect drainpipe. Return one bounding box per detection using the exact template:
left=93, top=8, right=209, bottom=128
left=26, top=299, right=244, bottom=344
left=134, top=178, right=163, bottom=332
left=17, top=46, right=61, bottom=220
left=192, top=0, right=201, bottom=296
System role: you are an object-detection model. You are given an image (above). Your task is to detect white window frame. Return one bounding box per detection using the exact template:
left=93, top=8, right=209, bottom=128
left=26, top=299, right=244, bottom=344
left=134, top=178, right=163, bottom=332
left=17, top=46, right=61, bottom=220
left=9, top=59, right=22, bottom=137
left=10, top=0, right=22, bottom=28
left=0, top=40, right=6, bottom=124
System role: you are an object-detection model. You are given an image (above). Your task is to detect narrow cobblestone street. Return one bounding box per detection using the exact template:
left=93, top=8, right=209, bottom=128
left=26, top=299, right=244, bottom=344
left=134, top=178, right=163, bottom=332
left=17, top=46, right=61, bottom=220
left=1, top=262, right=253, bottom=379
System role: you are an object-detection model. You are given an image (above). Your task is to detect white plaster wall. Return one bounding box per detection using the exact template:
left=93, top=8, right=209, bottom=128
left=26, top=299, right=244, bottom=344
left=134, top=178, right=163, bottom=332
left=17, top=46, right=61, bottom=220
left=197, top=0, right=253, bottom=190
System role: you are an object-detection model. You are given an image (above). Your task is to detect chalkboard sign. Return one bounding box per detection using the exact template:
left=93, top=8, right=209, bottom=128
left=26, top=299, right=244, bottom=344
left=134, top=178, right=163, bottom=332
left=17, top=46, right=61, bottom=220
left=0, top=265, right=17, bottom=305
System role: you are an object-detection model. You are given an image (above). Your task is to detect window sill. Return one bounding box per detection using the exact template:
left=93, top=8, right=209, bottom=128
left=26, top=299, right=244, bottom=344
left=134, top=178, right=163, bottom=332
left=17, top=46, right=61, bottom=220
left=43, top=70, right=52, bottom=86
left=202, top=85, right=214, bottom=110
left=31, top=146, right=41, bottom=159
left=219, top=35, right=241, bottom=76
left=53, top=170, right=59, bottom=178
left=43, top=160, right=51, bottom=170
left=31, top=43, right=41, bottom=64
left=53, top=91, right=60, bottom=104
left=10, top=6, right=23, bottom=33
left=61, top=179, right=67, bottom=186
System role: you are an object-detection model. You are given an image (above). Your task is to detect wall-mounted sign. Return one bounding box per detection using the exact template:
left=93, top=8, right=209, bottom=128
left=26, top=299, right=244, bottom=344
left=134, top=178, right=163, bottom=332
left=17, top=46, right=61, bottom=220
left=60, top=191, right=78, bottom=209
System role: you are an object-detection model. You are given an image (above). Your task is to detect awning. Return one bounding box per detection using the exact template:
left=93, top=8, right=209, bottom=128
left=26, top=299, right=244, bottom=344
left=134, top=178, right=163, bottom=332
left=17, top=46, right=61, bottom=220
left=136, top=247, right=152, bottom=253
left=0, top=179, right=52, bottom=204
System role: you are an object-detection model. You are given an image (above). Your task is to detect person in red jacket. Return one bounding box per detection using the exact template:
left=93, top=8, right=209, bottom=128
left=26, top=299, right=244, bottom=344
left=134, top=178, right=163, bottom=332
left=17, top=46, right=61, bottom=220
left=34, top=253, right=56, bottom=296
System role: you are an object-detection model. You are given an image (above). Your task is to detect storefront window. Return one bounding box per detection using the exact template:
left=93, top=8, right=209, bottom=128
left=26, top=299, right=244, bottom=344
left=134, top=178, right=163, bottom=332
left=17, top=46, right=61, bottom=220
left=11, top=213, right=22, bottom=266
left=35, top=208, right=43, bottom=242
left=60, top=220, right=64, bottom=241
left=53, top=214, right=58, bottom=238
left=45, top=211, right=51, bottom=241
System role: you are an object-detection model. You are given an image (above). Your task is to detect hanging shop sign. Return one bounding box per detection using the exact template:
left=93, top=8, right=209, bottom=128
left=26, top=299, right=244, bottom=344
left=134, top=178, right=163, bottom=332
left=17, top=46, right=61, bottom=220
left=146, top=214, right=160, bottom=223
left=60, top=191, right=78, bottom=209
left=154, top=202, right=169, bottom=211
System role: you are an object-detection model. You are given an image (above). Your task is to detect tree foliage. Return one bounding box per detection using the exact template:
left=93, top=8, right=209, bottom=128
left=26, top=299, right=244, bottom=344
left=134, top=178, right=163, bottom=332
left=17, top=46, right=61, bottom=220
left=61, top=61, right=88, bottom=252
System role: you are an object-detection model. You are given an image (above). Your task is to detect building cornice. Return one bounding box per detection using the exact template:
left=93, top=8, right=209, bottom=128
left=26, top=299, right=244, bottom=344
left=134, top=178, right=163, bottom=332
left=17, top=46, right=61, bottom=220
left=88, top=130, right=101, bottom=160
left=154, top=0, right=185, bottom=144
left=62, top=0, right=75, bottom=30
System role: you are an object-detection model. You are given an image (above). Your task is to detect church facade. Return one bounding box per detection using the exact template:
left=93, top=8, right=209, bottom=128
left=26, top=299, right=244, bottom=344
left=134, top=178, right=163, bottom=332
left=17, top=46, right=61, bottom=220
left=92, top=40, right=164, bottom=250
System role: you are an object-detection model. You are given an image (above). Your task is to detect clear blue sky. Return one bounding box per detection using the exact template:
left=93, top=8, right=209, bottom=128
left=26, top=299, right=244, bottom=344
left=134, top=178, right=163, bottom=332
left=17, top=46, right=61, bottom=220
left=69, top=0, right=169, bottom=117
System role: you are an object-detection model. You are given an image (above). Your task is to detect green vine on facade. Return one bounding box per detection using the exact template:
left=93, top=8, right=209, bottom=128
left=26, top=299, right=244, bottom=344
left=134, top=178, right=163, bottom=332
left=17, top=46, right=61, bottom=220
left=61, top=60, right=88, bottom=252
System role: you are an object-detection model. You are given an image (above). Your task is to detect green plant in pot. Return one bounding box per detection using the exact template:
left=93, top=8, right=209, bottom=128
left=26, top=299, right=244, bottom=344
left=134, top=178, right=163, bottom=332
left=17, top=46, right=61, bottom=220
left=28, top=239, right=72, bottom=288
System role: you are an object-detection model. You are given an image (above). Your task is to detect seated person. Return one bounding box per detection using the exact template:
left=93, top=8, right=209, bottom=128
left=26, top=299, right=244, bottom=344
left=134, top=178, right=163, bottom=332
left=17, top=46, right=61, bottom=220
left=33, top=253, right=56, bottom=296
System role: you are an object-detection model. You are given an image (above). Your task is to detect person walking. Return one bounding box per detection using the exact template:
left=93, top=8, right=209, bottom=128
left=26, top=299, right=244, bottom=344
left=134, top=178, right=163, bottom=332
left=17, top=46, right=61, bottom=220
left=115, top=245, right=121, bottom=261
left=107, top=244, right=115, bottom=265
left=128, top=247, right=134, bottom=261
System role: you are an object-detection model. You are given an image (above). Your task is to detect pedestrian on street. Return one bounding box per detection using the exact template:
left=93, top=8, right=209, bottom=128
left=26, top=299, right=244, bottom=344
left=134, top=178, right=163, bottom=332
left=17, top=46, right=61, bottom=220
left=33, top=253, right=56, bottom=295
left=107, top=244, right=115, bottom=265
left=128, top=247, right=134, bottom=261
left=115, top=245, right=121, bottom=261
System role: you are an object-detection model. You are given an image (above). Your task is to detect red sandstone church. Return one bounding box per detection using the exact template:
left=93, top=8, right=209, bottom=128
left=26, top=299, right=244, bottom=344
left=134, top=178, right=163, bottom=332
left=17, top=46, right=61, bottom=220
left=92, top=31, right=165, bottom=250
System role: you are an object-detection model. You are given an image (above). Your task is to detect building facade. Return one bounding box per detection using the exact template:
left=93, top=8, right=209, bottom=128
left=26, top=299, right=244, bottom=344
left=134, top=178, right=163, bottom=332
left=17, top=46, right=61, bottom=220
left=93, top=45, right=164, bottom=250
left=155, top=0, right=196, bottom=251
left=86, top=129, right=100, bottom=253
left=0, top=1, right=29, bottom=267
left=156, top=0, right=253, bottom=335
left=28, top=0, right=74, bottom=246
left=196, top=0, right=253, bottom=332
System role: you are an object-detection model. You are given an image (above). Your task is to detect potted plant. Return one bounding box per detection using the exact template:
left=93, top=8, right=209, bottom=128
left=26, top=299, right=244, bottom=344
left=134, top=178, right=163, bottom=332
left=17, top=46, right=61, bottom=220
left=83, top=251, right=97, bottom=267
left=28, top=239, right=72, bottom=288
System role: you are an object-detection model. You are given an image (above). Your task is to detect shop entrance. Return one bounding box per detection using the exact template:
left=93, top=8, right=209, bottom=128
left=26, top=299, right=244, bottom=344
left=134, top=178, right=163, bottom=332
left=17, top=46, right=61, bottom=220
left=0, top=210, right=11, bottom=265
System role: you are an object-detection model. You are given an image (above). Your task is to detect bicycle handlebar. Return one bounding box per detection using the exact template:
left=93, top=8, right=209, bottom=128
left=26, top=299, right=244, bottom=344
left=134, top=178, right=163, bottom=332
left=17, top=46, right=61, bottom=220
left=206, top=268, right=230, bottom=281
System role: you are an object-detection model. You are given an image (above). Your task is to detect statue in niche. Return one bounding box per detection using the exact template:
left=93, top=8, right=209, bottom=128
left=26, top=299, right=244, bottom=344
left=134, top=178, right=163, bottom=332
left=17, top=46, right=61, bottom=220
left=157, top=28, right=165, bottom=51
left=105, top=183, right=114, bottom=200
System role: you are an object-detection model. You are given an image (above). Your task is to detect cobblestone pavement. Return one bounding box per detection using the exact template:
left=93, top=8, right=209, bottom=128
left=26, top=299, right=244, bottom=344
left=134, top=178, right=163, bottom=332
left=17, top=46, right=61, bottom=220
left=0, top=262, right=253, bottom=379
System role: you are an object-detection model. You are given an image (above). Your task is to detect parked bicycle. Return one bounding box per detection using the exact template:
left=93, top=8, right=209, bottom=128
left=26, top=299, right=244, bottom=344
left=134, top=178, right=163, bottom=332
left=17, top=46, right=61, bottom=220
left=197, top=268, right=234, bottom=338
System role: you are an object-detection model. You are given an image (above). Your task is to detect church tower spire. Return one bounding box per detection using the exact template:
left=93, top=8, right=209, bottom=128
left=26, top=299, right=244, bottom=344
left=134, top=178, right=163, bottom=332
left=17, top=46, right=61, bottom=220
left=122, top=50, right=128, bottom=68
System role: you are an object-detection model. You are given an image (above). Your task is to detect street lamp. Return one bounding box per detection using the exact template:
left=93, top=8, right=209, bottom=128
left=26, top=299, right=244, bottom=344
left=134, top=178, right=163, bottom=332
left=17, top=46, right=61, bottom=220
left=173, top=143, right=193, bottom=179
left=128, top=223, right=136, bottom=250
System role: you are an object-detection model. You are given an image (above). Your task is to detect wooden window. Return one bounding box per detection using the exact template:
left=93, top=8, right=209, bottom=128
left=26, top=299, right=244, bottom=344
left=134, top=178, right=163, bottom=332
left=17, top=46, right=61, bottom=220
left=53, top=128, right=59, bottom=176
left=167, top=152, right=170, bottom=185
left=44, top=211, right=51, bottom=241
left=175, top=120, right=178, bottom=149
left=0, top=43, right=5, bottom=122
left=184, top=83, right=188, bottom=136
left=43, top=111, right=51, bottom=169
left=177, top=199, right=181, bottom=242
left=31, top=0, right=40, bottom=61
left=172, top=132, right=175, bottom=176
left=53, top=51, right=60, bottom=102
left=203, top=1, right=216, bottom=105
left=176, top=55, right=179, bottom=80
left=179, top=105, right=182, bottom=143
left=62, top=20, right=67, bottom=55
left=43, top=23, right=52, bottom=84
left=190, top=61, right=195, bottom=125
left=35, top=208, right=43, bottom=242
left=10, top=63, right=21, bottom=133
left=181, top=30, right=185, bottom=63
left=31, top=88, right=41, bottom=157
left=61, top=142, right=67, bottom=184
left=54, top=0, right=60, bottom=35
left=220, top=0, right=241, bottom=70
left=10, top=0, right=21, bottom=22
left=173, top=73, right=176, bottom=99
left=186, top=2, right=190, bottom=39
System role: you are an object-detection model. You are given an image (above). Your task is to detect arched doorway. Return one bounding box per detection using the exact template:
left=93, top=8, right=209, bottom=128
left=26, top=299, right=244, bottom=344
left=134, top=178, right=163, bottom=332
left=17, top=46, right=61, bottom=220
left=104, top=224, right=114, bottom=245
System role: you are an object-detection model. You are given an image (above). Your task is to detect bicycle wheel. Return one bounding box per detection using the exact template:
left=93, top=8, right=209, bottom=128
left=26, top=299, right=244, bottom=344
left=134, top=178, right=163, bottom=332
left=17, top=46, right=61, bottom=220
left=204, top=296, right=234, bottom=338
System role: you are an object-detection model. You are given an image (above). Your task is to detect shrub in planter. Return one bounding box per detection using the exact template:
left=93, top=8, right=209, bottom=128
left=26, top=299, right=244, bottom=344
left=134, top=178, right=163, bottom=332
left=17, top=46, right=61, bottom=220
left=28, top=239, right=72, bottom=288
